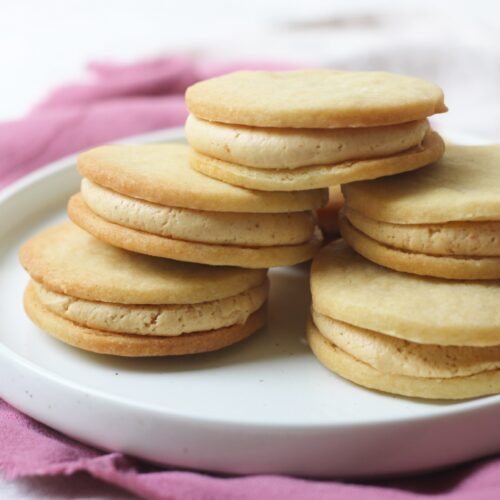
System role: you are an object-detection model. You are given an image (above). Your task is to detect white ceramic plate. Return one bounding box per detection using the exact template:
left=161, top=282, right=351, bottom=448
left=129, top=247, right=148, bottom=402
left=0, top=128, right=499, bottom=479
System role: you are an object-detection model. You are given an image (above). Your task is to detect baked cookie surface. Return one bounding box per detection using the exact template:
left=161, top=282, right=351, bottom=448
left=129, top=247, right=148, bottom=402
left=78, top=143, right=326, bottom=213
left=20, top=223, right=266, bottom=304
left=342, top=144, right=500, bottom=223
left=311, top=241, right=500, bottom=346
left=186, top=70, right=447, bottom=128
left=75, top=143, right=325, bottom=267
left=340, top=145, right=500, bottom=279
left=20, top=224, right=269, bottom=356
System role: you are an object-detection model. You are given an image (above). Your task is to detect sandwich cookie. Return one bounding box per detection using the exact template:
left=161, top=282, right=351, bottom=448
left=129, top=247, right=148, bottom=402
left=186, top=70, right=446, bottom=190
left=20, top=224, right=269, bottom=356
left=341, top=144, right=500, bottom=279
left=308, top=241, right=500, bottom=399
left=68, top=143, right=326, bottom=268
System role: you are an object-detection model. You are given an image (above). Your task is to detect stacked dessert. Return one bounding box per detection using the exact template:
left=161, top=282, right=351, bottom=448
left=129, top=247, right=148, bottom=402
left=309, top=144, right=500, bottom=399
left=185, top=70, right=445, bottom=191
left=340, top=144, right=500, bottom=280
left=67, top=143, right=325, bottom=268
left=308, top=241, right=500, bottom=399
left=21, top=225, right=267, bottom=356
left=21, top=139, right=329, bottom=356
left=21, top=67, right=498, bottom=403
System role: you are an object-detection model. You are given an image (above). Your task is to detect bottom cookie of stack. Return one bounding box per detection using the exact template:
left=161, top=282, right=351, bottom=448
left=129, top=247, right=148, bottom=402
left=309, top=240, right=500, bottom=400
left=20, top=223, right=268, bottom=356
left=307, top=314, right=500, bottom=400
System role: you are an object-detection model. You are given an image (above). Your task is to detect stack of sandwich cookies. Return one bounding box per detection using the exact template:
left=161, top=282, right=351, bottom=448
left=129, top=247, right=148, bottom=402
left=21, top=224, right=268, bottom=356
left=308, top=241, right=500, bottom=399
left=341, top=144, right=500, bottom=279
left=68, top=143, right=326, bottom=268
left=186, top=70, right=446, bottom=191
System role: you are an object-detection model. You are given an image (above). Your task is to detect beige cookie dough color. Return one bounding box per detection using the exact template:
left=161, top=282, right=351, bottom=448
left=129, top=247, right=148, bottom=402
left=25, top=283, right=266, bottom=356
left=342, top=144, right=500, bottom=224
left=78, top=143, right=327, bottom=213
left=339, top=215, right=500, bottom=280
left=20, top=223, right=266, bottom=304
left=307, top=322, right=500, bottom=400
left=311, top=241, right=500, bottom=346
left=186, top=70, right=446, bottom=128
left=186, top=114, right=430, bottom=168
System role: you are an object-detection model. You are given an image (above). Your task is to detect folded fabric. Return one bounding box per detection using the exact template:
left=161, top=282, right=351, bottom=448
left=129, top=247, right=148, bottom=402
left=1, top=56, right=500, bottom=499
left=0, top=57, right=287, bottom=190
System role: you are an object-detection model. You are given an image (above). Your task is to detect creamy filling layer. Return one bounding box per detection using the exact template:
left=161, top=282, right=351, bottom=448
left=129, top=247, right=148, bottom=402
left=81, top=179, right=316, bottom=247
left=345, top=208, right=500, bottom=257
left=186, top=114, right=429, bottom=169
left=312, top=310, right=500, bottom=379
left=35, top=280, right=268, bottom=336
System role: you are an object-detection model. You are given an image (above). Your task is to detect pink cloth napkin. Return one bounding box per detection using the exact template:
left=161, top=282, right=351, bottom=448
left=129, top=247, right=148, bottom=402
left=1, top=57, right=500, bottom=499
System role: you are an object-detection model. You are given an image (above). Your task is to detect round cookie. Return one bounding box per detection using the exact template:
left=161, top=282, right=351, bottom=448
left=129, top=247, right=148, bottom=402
left=342, top=144, right=500, bottom=223
left=189, top=131, right=444, bottom=191
left=340, top=144, right=500, bottom=279
left=20, top=223, right=269, bottom=356
left=307, top=322, right=500, bottom=400
left=20, top=223, right=266, bottom=304
left=75, top=143, right=325, bottom=267
left=185, top=114, right=430, bottom=168
left=186, top=70, right=447, bottom=128
left=311, top=241, right=500, bottom=346
left=340, top=214, right=500, bottom=280
left=69, top=194, right=322, bottom=268
left=78, top=143, right=326, bottom=213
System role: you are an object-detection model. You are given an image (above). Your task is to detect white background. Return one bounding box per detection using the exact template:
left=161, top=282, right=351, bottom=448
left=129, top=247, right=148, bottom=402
left=2, top=0, right=500, bottom=138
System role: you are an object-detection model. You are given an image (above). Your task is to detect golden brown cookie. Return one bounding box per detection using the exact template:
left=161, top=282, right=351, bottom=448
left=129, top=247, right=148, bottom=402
left=75, top=143, right=325, bottom=266
left=307, top=321, right=500, bottom=400
left=186, top=70, right=447, bottom=128
left=20, top=223, right=269, bottom=356
left=342, top=144, right=500, bottom=224
left=20, top=223, right=266, bottom=304
left=311, top=240, right=500, bottom=346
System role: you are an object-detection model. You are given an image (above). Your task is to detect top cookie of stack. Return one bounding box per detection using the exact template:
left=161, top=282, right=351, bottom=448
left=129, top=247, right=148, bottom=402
left=186, top=70, right=446, bottom=191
